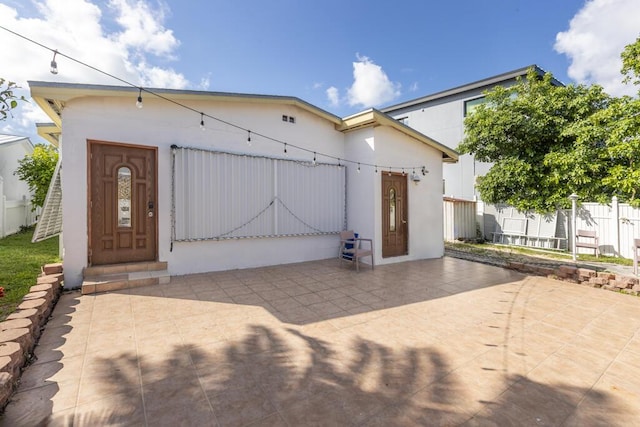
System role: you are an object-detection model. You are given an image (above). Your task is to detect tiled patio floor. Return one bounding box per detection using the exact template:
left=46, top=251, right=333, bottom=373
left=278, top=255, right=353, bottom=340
left=3, top=257, right=640, bottom=426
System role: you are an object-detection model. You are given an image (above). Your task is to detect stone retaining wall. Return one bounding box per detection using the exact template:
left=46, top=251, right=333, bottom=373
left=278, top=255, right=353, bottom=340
left=0, top=263, right=63, bottom=410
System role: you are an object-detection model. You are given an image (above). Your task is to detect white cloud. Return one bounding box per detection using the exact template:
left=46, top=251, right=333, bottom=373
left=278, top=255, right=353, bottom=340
left=0, top=0, right=187, bottom=88
left=555, top=0, right=640, bottom=96
left=0, top=0, right=188, bottom=141
left=326, top=86, right=340, bottom=107
left=347, top=54, right=401, bottom=108
left=199, top=74, right=211, bottom=90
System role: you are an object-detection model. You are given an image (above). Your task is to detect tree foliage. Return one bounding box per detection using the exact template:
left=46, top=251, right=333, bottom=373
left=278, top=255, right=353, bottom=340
left=0, top=78, right=26, bottom=121
left=621, top=36, right=640, bottom=87
left=460, top=37, right=640, bottom=213
left=458, top=68, right=613, bottom=213
left=14, top=144, right=59, bottom=210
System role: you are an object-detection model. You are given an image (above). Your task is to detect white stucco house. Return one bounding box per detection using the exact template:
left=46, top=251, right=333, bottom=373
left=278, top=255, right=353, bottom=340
left=29, top=81, right=458, bottom=290
left=0, top=134, right=38, bottom=237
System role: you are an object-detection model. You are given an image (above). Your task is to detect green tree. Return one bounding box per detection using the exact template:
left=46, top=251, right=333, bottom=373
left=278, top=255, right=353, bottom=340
left=14, top=144, right=59, bottom=210
left=568, top=37, right=640, bottom=206
left=0, top=78, right=26, bottom=121
left=458, top=68, right=613, bottom=213
left=621, top=36, right=640, bottom=87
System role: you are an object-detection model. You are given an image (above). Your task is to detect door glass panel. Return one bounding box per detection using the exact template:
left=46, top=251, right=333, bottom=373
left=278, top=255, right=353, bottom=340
left=389, top=188, right=396, bottom=232
left=118, top=166, right=132, bottom=227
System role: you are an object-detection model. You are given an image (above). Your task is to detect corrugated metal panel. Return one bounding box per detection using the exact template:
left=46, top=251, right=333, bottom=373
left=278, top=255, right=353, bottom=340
left=443, top=198, right=476, bottom=241
left=32, top=158, right=62, bottom=242
left=172, top=147, right=346, bottom=242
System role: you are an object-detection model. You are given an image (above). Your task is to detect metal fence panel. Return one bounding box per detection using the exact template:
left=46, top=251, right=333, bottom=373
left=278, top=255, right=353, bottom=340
left=172, top=147, right=346, bottom=242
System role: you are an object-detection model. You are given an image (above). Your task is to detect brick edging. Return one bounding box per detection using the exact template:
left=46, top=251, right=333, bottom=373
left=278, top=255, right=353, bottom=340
left=0, top=263, right=63, bottom=411
left=445, top=249, right=639, bottom=296
left=507, top=262, right=640, bottom=295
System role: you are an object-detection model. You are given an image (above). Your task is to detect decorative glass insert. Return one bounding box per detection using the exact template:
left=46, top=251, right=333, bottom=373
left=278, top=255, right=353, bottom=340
left=118, top=166, right=132, bottom=227
left=389, top=188, right=396, bottom=232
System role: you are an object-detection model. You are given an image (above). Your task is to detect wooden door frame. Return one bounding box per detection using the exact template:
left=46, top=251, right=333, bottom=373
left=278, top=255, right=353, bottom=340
left=381, top=172, right=408, bottom=258
left=86, top=139, right=159, bottom=265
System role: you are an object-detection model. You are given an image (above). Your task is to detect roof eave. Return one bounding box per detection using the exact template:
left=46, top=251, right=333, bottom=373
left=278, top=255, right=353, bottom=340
left=338, top=109, right=459, bottom=163
left=28, top=81, right=343, bottom=126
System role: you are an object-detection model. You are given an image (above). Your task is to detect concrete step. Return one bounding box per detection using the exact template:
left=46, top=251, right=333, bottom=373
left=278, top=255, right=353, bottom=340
left=82, top=262, right=170, bottom=295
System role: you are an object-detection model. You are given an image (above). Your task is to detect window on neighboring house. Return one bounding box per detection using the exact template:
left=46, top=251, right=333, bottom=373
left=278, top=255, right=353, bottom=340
left=464, top=97, right=486, bottom=117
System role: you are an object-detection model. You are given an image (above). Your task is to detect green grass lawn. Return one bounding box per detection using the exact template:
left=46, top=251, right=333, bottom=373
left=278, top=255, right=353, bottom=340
left=446, top=241, right=633, bottom=266
left=0, top=227, right=60, bottom=320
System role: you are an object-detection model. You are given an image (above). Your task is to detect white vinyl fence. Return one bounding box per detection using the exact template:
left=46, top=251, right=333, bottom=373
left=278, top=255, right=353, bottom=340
left=479, top=197, right=640, bottom=259
left=0, top=176, right=39, bottom=238
left=574, top=197, right=639, bottom=259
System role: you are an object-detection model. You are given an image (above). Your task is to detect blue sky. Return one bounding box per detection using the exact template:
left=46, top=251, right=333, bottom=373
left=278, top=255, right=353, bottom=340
left=1, top=0, right=639, bottom=143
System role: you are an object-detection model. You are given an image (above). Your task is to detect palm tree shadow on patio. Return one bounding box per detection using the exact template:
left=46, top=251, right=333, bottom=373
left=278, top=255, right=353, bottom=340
left=74, top=324, right=619, bottom=426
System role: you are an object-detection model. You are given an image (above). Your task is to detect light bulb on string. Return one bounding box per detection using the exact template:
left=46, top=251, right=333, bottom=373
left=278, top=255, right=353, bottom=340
left=50, top=50, right=58, bottom=74
left=402, top=168, right=405, bottom=176
left=200, top=113, right=205, bottom=131
left=312, top=152, right=317, bottom=165
left=247, top=130, right=252, bottom=146
left=375, top=165, right=378, bottom=174
left=284, top=143, right=287, bottom=155
left=136, top=88, right=143, bottom=109
left=357, top=163, right=361, bottom=173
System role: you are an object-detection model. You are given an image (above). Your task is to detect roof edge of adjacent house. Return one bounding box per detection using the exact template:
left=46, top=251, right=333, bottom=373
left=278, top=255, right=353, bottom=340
left=382, top=64, right=562, bottom=113
left=0, top=134, right=35, bottom=149
left=339, top=108, right=458, bottom=163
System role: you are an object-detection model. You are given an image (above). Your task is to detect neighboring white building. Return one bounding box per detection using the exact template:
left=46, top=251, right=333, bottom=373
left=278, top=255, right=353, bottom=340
left=0, top=134, right=37, bottom=237
left=29, top=81, right=458, bottom=288
left=382, top=65, right=560, bottom=202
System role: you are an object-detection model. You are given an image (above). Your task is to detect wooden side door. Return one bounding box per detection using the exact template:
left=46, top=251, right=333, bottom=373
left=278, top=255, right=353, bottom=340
left=382, top=172, right=408, bottom=258
left=89, top=141, right=157, bottom=265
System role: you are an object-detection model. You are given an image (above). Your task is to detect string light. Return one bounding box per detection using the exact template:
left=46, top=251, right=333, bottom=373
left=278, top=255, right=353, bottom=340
left=50, top=50, right=58, bottom=75
left=284, top=143, right=287, bottom=154
left=0, top=25, right=432, bottom=176
left=200, top=112, right=205, bottom=131
left=402, top=168, right=405, bottom=176
left=312, top=152, right=316, bottom=165
left=136, top=88, right=143, bottom=109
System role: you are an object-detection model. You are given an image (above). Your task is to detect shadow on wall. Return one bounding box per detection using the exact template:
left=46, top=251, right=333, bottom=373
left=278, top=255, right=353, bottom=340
left=36, top=325, right=620, bottom=426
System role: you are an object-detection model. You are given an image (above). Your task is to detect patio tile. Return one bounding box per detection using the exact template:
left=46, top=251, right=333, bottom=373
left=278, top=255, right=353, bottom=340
left=73, top=391, right=145, bottom=426
left=4, top=257, right=640, bottom=426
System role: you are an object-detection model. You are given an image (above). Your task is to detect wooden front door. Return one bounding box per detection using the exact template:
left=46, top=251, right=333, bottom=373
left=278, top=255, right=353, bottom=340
left=382, top=172, right=408, bottom=258
left=89, top=141, right=157, bottom=265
